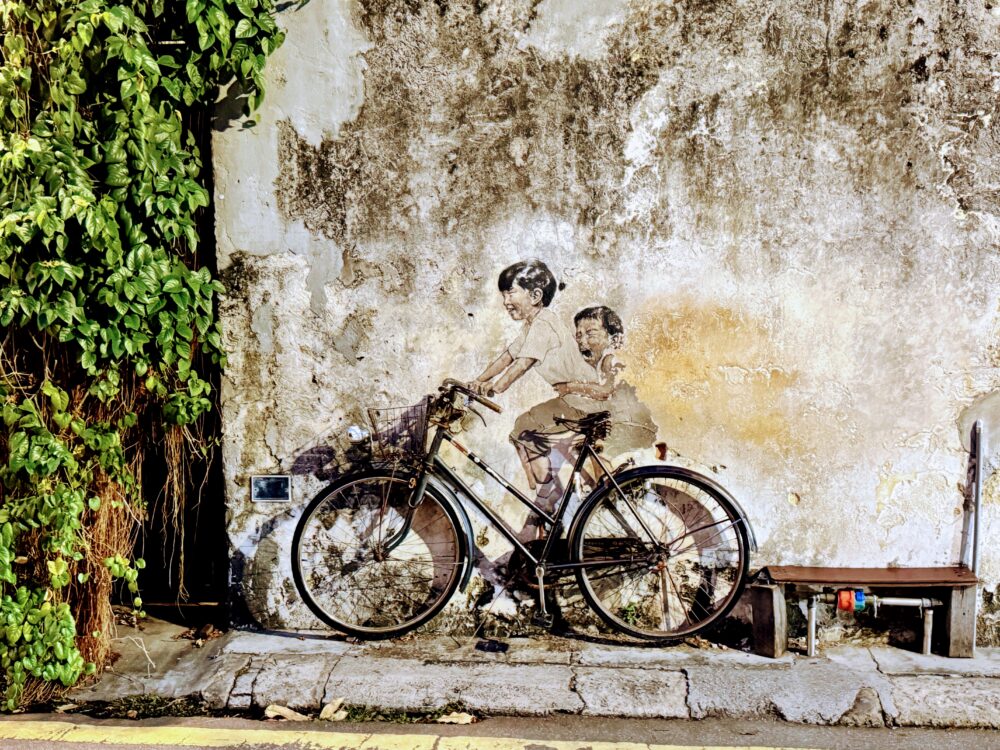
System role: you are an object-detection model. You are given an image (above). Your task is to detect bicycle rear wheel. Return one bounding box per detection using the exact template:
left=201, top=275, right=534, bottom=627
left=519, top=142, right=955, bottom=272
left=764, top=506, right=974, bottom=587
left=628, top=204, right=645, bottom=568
left=292, top=470, right=467, bottom=639
left=570, top=466, right=749, bottom=641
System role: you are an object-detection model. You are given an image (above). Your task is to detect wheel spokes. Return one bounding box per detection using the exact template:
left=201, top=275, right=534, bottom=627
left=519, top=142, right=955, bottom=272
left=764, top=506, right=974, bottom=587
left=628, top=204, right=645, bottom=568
left=296, top=477, right=462, bottom=633
left=577, top=473, right=746, bottom=638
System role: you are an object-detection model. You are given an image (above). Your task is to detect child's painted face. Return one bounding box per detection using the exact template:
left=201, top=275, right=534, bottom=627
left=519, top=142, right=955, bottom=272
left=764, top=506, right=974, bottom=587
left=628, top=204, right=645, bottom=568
left=502, top=283, right=542, bottom=321
left=575, top=318, right=611, bottom=366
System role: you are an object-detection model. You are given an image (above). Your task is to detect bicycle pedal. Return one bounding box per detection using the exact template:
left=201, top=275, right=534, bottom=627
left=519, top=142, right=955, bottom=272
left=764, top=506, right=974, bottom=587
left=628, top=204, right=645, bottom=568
left=531, top=612, right=554, bottom=629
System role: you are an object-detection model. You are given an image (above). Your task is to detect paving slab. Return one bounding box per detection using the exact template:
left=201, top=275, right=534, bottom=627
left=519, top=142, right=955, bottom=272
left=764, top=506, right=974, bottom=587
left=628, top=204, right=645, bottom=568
left=686, top=660, right=893, bottom=725
left=200, top=654, right=253, bottom=709
left=871, top=646, right=1000, bottom=677
left=220, top=631, right=353, bottom=656
left=70, top=620, right=230, bottom=704
left=358, top=636, right=576, bottom=665
left=72, top=667, right=149, bottom=703
left=890, top=675, right=1000, bottom=728
left=836, top=686, right=886, bottom=727
left=814, top=647, right=900, bottom=723
left=322, top=656, right=583, bottom=715
left=69, top=617, right=1000, bottom=729
left=226, top=655, right=266, bottom=710
left=251, top=654, right=342, bottom=710
left=573, top=641, right=795, bottom=669
left=491, top=638, right=577, bottom=665
left=573, top=667, right=687, bottom=718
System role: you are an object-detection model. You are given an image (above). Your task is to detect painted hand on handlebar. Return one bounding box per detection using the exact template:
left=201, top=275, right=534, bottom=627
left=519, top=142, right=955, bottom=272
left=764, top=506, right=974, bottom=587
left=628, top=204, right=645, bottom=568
left=468, top=379, right=495, bottom=397
left=440, top=378, right=502, bottom=413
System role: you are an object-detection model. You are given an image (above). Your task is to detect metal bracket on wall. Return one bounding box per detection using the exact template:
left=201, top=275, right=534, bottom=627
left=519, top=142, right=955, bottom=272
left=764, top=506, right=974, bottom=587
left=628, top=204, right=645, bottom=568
left=973, top=419, right=983, bottom=579
left=959, top=418, right=983, bottom=629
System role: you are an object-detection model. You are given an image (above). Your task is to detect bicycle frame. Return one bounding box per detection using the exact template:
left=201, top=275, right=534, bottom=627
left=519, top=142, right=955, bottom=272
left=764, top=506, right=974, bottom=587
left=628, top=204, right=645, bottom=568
left=412, top=420, right=655, bottom=575
left=294, top=380, right=755, bottom=640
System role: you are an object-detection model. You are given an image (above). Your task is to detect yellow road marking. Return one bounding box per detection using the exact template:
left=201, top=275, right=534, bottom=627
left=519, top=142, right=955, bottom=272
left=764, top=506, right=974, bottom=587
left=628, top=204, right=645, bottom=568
left=0, top=719, right=814, bottom=750
left=435, top=740, right=807, bottom=750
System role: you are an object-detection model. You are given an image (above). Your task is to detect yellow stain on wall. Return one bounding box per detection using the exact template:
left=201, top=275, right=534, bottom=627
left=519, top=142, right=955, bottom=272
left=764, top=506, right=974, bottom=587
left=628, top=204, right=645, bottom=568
left=873, top=469, right=917, bottom=543
left=875, top=468, right=911, bottom=516
left=619, top=300, right=800, bottom=457
left=982, top=469, right=1000, bottom=507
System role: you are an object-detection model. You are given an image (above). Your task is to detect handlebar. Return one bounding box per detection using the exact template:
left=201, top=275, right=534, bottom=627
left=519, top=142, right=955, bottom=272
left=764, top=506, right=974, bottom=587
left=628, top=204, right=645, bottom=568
left=440, top=378, right=503, bottom=414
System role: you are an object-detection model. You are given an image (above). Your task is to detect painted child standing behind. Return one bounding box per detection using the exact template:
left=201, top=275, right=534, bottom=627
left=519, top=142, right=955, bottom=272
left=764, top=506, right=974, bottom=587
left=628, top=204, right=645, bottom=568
left=555, top=306, right=657, bottom=458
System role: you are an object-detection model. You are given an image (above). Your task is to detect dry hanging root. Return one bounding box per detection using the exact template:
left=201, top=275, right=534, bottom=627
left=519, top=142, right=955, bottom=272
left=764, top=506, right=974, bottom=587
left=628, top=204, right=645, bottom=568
left=73, top=475, right=142, bottom=670
left=158, top=425, right=189, bottom=602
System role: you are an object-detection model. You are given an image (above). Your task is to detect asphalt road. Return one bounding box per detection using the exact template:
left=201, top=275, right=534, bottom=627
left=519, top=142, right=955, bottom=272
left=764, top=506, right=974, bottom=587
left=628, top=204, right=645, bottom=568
left=0, top=715, right=995, bottom=750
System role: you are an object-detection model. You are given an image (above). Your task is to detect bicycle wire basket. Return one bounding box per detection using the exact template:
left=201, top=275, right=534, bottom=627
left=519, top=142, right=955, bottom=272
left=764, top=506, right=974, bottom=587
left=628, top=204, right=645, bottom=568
left=366, top=396, right=431, bottom=462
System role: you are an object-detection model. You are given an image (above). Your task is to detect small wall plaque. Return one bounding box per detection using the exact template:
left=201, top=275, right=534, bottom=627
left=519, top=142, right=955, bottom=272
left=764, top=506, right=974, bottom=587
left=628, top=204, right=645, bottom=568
left=251, top=475, right=291, bottom=503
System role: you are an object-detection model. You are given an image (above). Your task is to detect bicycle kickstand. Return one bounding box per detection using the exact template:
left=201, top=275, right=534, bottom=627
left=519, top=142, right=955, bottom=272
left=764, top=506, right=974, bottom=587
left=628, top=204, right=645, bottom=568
left=531, top=565, right=554, bottom=629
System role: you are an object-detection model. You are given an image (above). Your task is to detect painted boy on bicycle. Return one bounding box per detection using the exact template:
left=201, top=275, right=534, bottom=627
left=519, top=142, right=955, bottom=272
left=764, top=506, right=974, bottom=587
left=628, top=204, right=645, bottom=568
left=468, top=259, right=593, bottom=507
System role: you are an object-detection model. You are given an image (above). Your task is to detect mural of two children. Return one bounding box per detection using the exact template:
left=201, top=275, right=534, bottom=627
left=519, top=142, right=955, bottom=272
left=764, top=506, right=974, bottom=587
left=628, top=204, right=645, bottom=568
left=468, top=259, right=657, bottom=539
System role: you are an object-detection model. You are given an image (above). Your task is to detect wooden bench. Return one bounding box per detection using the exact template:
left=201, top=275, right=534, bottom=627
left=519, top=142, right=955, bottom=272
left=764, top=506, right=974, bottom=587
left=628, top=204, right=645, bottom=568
left=751, top=566, right=979, bottom=658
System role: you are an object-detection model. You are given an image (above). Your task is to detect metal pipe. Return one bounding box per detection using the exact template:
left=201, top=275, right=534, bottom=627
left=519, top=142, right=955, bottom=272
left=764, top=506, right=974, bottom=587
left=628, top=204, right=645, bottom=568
left=874, top=596, right=942, bottom=608
left=807, top=596, right=818, bottom=657
left=974, top=420, right=983, bottom=577
left=818, top=594, right=942, bottom=608
left=809, top=593, right=942, bottom=657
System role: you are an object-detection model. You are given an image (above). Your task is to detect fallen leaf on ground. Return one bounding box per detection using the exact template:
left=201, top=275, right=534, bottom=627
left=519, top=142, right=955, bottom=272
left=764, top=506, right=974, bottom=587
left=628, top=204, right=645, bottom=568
left=683, top=635, right=716, bottom=649
left=264, top=704, right=311, bottom=721
left=177, top=624, right=224, bottom=642
left=197, top=624, right=222, bottom=639
left=319, top=698, right=345, bottom=721
left=54, top=704, right=78, bottom=713
left=436, top=711, right=476, bottom=724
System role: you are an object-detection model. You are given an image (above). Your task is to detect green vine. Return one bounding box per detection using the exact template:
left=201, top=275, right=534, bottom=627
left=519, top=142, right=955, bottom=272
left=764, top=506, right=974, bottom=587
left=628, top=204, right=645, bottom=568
left=0, top=0, right=285, bottom=710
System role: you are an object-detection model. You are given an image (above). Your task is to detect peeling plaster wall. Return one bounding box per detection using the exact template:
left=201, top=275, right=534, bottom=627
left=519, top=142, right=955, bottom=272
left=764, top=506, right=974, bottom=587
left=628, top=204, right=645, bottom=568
left=213, top=0, right=1000, bottom=637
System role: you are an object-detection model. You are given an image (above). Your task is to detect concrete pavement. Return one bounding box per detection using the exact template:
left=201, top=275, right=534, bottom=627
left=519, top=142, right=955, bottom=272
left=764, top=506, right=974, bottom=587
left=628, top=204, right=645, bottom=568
left=67, top=619, right=1000, bottom=729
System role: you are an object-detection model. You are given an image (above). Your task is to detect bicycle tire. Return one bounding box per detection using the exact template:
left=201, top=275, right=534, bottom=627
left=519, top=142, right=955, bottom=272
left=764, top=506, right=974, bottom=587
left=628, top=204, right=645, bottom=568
left=569, top=465, right=750, bottom=641
left=292, top=469, right=468, bottom=639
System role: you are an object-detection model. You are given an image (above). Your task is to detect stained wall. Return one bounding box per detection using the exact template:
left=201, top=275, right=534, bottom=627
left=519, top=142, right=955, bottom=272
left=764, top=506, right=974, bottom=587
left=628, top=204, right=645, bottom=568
left=213, top=0, right=1000, bottom=638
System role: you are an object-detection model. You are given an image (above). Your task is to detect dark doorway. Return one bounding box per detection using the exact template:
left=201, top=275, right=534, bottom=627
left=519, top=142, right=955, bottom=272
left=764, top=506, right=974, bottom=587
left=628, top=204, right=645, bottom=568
left=137, top=104, right=229, bottom=627
left=137, top=415, right=228, bottom=625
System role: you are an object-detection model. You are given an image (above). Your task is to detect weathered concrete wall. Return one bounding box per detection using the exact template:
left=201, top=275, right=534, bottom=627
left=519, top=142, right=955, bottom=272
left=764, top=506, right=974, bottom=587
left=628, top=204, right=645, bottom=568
left=213, top=0, right=1000, bottom=639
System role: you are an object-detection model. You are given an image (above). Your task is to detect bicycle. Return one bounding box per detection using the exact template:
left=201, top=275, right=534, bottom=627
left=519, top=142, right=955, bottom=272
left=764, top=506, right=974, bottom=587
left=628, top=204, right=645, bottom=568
left=291, top=379, right=757, bottom=642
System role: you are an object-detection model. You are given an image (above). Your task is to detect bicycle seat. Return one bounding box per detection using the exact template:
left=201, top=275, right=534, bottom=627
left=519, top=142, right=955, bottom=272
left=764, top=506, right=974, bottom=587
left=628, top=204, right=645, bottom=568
left=553, top=411, right=612, bottom=439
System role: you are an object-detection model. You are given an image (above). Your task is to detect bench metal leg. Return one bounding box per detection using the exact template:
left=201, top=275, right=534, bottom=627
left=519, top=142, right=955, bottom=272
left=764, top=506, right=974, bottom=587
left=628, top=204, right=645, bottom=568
left=807, top=595, right=819, bottom=657
left=751, top=584, right=787, bottom=658
left=922, top=607, right=933, bottom=656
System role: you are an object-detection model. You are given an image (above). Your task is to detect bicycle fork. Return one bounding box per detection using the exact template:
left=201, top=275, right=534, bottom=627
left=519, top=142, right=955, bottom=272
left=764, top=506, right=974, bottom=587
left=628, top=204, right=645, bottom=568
left=382, top=425, right=448, bottom=554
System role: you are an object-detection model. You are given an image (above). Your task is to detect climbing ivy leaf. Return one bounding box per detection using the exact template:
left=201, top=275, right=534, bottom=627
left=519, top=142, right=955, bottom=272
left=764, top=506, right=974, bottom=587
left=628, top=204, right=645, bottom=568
left=0, top=0, right=284, bottom=711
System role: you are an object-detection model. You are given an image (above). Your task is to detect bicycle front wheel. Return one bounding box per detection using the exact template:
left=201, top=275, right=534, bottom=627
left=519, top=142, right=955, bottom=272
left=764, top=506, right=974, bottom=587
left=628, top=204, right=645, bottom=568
left=292, top=471, right=467, bottom=639
left=570, top=466, right=749, bottom=641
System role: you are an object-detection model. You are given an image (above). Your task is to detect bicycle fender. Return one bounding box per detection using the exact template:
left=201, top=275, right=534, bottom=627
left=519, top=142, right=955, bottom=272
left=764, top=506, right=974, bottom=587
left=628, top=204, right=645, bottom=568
left=426, top=474, right=477, bottom=592
left=573, top=464, right=758, bottom=552
left=344, top=464, right=477, bottom=592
